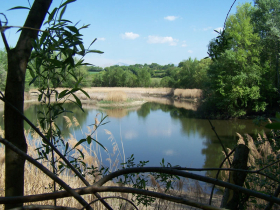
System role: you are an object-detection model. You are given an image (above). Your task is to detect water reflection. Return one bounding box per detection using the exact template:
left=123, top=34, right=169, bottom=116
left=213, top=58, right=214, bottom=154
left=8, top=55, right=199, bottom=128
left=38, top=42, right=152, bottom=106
left=0, top=102, right=267, bottom=178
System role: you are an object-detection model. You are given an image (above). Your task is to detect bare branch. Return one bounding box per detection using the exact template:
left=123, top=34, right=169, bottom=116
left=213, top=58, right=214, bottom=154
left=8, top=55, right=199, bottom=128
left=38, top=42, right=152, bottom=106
left=209, top=147, right=236, bottom=205
left=84, top=196, right=138, bottom=210
left=223, top=0, right=237, bottom=30
left=0, top=16, right=10, bottom=51
left=0, top=137, right=92, bottom=210
left=265, top=185, right=280, bottom=210
left=0, top=186, right=227, bottom=210
left=94, top=167, right=280, bottom=205
left=10, top=205, right=79, bottom=210
left=208, top=119, right=232, bottom=166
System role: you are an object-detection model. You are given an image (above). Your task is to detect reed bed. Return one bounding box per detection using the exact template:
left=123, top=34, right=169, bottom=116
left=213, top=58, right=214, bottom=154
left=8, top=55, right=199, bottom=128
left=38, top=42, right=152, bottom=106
left=105, top=91, right=127, bottom=102
left=174, top=89, right=203, bottom=99
left=29, top=87, right=202, bottom=101
left=221, top=132, right=280, bottom=209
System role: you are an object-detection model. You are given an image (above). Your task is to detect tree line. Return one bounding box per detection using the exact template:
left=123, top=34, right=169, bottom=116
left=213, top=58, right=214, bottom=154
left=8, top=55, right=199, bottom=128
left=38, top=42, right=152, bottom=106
left=0, top=50, right=212, bottom=89
left=0, top=0, right=279, bottom=118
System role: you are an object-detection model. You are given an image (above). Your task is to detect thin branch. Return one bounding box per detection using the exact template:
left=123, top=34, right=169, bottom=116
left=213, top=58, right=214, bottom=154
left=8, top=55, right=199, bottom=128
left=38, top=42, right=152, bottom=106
left=171, top=167, right=280, bottom=184
left=10, top=205, right=79, bottom=210
left=265, top=184, right=280, bottom=210
left=1, top=166, right=280, bottom=208
left=223, top=0, right=237, bottom=30
left=257, top=158, right=280, bottom=173
left=208, top=119, right=232, bottom=166
left=83, top=196, right=138, bottom=210
left=209, top=147, right=236, bottom=205
left=0, top=137, right=92, bottom=210
left=94, top=167, right=280, bottom=205
left=0, top=186, right=228, bottom=210
left=0, top=20, right=10, bottom=52
left=0, top=94, right=113, bottom=210
left=1, top=25, right=48, bottom=32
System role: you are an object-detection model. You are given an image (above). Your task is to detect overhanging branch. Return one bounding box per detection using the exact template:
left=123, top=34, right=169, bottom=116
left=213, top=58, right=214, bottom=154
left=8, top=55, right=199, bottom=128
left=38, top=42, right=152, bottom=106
left=0, top=137, right=92, bottom=210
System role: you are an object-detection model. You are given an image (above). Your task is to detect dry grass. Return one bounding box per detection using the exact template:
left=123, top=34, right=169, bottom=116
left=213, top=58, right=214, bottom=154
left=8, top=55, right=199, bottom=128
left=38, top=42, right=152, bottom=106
left=174, top=89, right=203, bottom=99
left=221, top=132, right=280, bottom=209
left=29, top=87, right=202, bottom=101
left=105, top=91, right=127, bottom=102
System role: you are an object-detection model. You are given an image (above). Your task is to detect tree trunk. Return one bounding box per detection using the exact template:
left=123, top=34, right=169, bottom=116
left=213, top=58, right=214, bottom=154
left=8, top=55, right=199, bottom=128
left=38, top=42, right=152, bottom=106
left=220, top=144, right=249, bottom=209
left=4, top=1, right=52, bottom=209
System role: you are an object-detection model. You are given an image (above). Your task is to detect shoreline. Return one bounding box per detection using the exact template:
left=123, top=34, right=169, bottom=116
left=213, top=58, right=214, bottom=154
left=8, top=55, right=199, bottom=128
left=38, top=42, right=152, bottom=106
left=0, top=87, right=201, bottom=112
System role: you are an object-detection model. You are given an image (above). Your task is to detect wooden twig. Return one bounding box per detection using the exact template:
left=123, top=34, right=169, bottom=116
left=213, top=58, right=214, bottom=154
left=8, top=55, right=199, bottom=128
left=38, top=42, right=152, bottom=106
left=9, top=205, right=79, bottom=210
left=0, top=185, right=227, bottom=210
left=209, top=147, right=236, bottom=205
left=265, top=184, right=280, bottom=210
left=0, top=21, right=10, bottom=52
left=83, top=196, right=138, bottom=210
left=0, top=137, right=92, bottom=210
left=208, top=119, right=232, bottom=166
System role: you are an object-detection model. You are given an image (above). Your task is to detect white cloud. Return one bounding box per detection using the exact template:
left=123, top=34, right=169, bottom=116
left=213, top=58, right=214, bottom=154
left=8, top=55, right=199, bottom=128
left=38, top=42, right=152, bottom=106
left=164, top=16, right=178, bottom=21
left=188, top=50, right=193, bottom=53
left=98, top=37, right=106, bottom=41
left=182, top=41, right=187, bottom=47
left=213, top=27, right=224, bottom=33
left=121, top=32, right=140, bottom=40
left=203, top=27, right=212, bottom=31
left=147, top=128, right=172, bottom=137
left=124, top=131, right=138, bottom=140
left=147, top=35, right=178, bottom=46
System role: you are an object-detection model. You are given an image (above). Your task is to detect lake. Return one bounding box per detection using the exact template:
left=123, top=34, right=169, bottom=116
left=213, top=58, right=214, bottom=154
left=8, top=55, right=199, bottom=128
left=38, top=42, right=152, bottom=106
left=0, top=101, right=267, bottom=180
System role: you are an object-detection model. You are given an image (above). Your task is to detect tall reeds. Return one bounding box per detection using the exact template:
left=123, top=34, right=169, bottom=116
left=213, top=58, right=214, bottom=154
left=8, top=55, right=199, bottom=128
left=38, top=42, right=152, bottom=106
left=221, top=132, right=280, bottom=209
left=105, top=91, right=127, bottom=102
left=174, top=88, right=203, bottom=99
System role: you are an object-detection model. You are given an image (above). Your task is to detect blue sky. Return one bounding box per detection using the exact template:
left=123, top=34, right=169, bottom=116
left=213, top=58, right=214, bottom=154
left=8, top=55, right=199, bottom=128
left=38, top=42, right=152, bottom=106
left=0, top=0, right=253, bottom=67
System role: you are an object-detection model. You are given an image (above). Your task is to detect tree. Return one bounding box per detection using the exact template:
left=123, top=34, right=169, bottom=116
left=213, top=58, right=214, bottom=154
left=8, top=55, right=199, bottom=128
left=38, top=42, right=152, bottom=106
left=207, top=3, right=266, bottom=117
left=137, top=68, right=151, bottom=87
left=178, top=57, right=200, bottom=88
left=1, top=1, right=52, bottom=209
left=252, top=0, right=280, bottom=106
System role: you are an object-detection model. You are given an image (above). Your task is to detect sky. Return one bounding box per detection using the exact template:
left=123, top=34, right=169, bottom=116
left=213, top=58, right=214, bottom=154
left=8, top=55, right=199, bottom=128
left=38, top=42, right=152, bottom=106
left=0, top=0, right=254, bottom=67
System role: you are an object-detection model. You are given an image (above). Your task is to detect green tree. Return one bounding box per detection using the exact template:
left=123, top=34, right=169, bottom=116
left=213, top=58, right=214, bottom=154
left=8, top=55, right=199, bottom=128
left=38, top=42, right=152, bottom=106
left=252, top=0, right=280, bottom=106
left=122, top=69, right=137, bottom=87
left=92, top=71, right=105, bottom=86
left=207, top=3, right=266, bottom=117
left=178, top=57, right=200, bottom=88
left=137, top=68, right=151, bottom=87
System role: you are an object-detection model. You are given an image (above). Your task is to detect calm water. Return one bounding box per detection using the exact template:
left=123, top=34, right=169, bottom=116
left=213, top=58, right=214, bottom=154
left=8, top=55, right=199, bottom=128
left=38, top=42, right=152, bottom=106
left=0, top=102, right=267, bottom=179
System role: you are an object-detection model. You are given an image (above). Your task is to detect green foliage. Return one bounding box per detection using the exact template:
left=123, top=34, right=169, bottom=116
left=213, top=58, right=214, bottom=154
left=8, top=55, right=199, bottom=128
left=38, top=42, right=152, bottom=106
left=26, top=0, right=107, bottom=185
left=0, top=49, right=7, bottom=91
left=252, top=0, right=280, bottom=107
left=206, top=3, right=267, bottom=117
left=178, top=57, right=210, bottom=89
left=118, top=155, right=180, bottom=207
